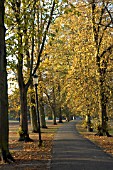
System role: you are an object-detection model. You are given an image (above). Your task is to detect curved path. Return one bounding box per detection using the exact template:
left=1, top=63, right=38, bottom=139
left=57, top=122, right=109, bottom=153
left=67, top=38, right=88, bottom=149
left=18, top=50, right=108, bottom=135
left=50, top=120, right=113, bottom=170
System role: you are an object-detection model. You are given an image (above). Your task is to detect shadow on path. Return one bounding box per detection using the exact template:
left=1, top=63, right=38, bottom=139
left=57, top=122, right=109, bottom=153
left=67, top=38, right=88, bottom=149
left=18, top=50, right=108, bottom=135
left=50, top=121, right=113, bottom=170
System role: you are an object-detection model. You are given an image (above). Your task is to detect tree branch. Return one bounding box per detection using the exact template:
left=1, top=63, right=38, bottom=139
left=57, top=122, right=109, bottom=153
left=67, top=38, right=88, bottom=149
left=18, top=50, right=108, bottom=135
left=32, top=0, right=56, bottom=76
left=100, top=45, right=113, bottom=58
left=104, top=3, right=113, bottom=24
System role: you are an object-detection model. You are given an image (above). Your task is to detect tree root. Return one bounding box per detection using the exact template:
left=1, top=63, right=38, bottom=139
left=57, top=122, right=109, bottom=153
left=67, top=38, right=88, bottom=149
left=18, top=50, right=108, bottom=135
left=95, top=130, right=112, bottom=137
left=0, top=150, right=15, bottom=164
left=58, top=120, right=63, bottom=123
left=18, top=134, right=34, bottom=142
left=32, top=130, right=39, bottom=133
left=106, top=131, right=112, bottom=137
left=41, top=125, right=48, bottom=129
left=95, top=125, right=112, bottom=137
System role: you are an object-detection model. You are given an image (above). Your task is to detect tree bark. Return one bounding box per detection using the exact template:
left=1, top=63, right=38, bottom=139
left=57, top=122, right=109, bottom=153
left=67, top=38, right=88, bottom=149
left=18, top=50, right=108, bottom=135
left=91, top=1, right=112, bottom=136
left=18, top=86, right=33, bottom=141
left=52, top=109, right=57, bottom=125
left=0, top=0, right=14, bottom=163
left=30, top=104, right=39, bottom=133
left=30, top=85, right=38, bottom=133
left=97, top=75, right=110, bottom=136
left=40, top=102, right=47, bottom=128
left=58, top=107, right=63, bottom=123
left=58, top=84, right=63, bottom=123
left=39, top=84, right=47, bottom=128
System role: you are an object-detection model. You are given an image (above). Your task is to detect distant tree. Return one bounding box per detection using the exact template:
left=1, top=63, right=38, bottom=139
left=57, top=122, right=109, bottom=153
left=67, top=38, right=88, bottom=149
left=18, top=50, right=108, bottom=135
left=8, top=89, right=20, bottom=120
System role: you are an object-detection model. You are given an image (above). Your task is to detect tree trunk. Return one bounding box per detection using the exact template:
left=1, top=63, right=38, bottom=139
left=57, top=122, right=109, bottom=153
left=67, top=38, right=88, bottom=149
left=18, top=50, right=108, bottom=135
left=30, top=85, right=38, bottom=133
left=98, top=81, right=109, bottom=136
left=96, top=75, right=111, bottom=136
left=30, top=104, right=38, bottom=133
left=0, top=0, right=14, bottom=163
left=66, top=115, right=70, bottom=122
left=52, top=87, right=57, bottom=125
left=57, top=83, right=63, bottom=123
left=52, top=109, right=57, bottom=125
left=40, top=102, right=47, bottom=128
left=58, top=107, right=63, bottom=123
left=91, top=1, right=111, bottom=137
left=18, top=86, right=33, bottom=142
left=86, top=114, right=92, bottom=132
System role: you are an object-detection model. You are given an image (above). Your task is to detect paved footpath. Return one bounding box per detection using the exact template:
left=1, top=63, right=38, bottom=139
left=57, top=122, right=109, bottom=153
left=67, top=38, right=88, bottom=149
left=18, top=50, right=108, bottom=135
left=50, top=120, right=113, bottom=170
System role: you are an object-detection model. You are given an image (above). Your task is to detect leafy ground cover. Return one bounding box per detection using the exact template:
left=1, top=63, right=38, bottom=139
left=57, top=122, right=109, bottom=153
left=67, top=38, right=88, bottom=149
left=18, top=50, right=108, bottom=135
left=0, top=121, right=64, bottom=170
left=76, top=120, right=113, bottom=157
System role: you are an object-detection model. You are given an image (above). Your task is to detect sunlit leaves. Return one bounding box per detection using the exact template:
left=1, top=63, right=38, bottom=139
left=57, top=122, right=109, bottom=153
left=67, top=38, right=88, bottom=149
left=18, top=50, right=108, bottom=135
left=40, top=1, right=113, bottom=120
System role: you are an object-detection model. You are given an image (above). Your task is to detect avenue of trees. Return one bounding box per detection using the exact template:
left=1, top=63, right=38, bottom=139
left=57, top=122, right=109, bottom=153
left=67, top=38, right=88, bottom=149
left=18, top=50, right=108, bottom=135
left=0, top=0, right=113, bottom=163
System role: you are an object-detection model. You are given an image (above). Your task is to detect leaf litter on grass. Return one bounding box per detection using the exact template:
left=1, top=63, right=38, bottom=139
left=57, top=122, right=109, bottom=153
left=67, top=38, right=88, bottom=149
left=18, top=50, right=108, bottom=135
left=0, top=121, right=63, bottom=170
left=76, top=122, right=113, bottom=157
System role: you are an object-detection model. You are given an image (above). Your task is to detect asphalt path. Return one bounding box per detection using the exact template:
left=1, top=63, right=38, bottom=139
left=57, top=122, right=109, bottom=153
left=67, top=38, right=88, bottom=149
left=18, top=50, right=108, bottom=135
left=50, top=120, right=113, bottom=170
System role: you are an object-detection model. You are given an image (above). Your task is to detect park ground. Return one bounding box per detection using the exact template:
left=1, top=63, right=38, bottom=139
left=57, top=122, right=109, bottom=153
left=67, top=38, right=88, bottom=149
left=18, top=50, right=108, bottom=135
left=0, top=120, right=113, bottom=169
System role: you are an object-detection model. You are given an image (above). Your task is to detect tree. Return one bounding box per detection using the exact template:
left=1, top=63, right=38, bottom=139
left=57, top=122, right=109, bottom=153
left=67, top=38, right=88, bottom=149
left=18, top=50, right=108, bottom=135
left=38, top=73, right=47, bottom=128
left=91, top=0, right=113, bottom=136
left=5, top=0, right=56, bottom=141
left=8, top=89, right=20, bottom=120
left=0, top=0, right=14, bottom=163
left=39, top=8, right=77, bottom=122
left=29, top=86, right=38, bottom=132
